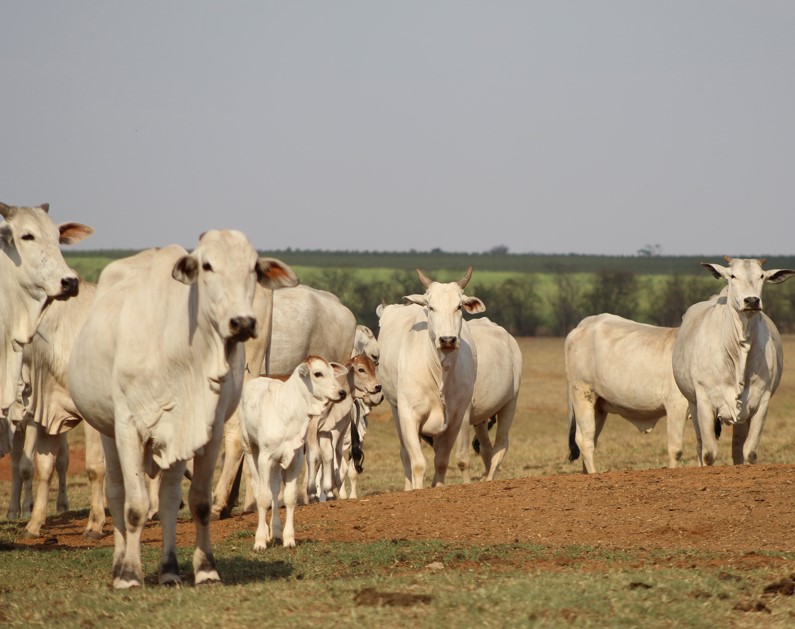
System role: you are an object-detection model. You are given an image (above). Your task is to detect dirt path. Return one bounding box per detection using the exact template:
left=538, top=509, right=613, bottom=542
left=12, top=464, right=795, bottom=555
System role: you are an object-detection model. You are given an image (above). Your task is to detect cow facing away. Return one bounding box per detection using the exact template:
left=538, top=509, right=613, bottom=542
left=352, top=325, right=380, bottom=365
left=68, top=230, right=296, bottom=589
left=212, top=284, right=355, bottom=518
left=240, top=356, right=348, bottom=549
left=454, top=317, right=522, bottom=482
left=565, top=313, right=689, bottom=474
left=672, top=257, right=795, bottom=466
left=0, top=202, right=93, bottom=413
left=377, top=267, right=485, bottom=490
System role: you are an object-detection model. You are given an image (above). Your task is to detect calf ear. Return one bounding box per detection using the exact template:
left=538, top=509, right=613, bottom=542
left=701, top=262, right=729, bottom=280
left=462, top=296, right=486, bottom=314
left=256, top=257, right=299, bottom=289
left=172, top=255, right=199, bottom=285
left=331, top=362, right=349, bottom=378
left=402, top=294, right=426, bottom=307
left=59, top=222, right=95, bottom=245
left=765, top=269, right=795, bottom=284
left=0, top=223, right=12, bottom=244
left=297, top=361, right=310, bottom=379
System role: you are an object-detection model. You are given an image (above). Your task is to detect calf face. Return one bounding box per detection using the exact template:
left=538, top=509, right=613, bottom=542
left=349, top=353, right=381, bottom=399
left=299, top=355, right=348, bottom=403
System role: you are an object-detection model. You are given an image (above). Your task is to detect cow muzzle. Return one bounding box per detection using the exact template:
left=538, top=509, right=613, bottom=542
left=228, top=316, right=257, bottom=342
left=742, top=296, right=761, bottom=311
left=56, top=276, right=79, bottom=300
left=437, top=336, right=459, bottom=351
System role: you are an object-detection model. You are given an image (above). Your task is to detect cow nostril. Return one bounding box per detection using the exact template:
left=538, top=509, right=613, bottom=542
left=61, top=276, right=79, bottom=296
left=339, top=390, right=347, bottom=400
left=744, top=296, right=761, bottom=308
left=374, top=384, right=382, bottom=393
left=230, top=316, right=256, bottom=336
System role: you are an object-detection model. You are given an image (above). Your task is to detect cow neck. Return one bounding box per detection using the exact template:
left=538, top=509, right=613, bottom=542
left=284, top=371, right=328, bottom=420
left=722, top=302, right=755, bottom=415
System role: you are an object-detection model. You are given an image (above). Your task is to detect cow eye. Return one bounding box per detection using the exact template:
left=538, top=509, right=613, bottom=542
left=358, top=367, right=366, bottom=373
left=313, top=371, right=323, bottom=378
left=202, top=262, right=213, bottom=272
left=730, top=274, right=736, bottom=279
left=21, top=233, right=35, bottom=241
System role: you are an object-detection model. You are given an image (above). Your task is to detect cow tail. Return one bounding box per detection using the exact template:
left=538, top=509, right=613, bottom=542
left=351, top=421, right=365, bottom=474
left=568, top=395, right=580, bottom=462
left=714, top=417, right=722, bottom=440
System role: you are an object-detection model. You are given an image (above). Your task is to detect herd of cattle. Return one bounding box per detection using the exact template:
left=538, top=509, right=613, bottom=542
left=1, top=202, right=793, bottom=590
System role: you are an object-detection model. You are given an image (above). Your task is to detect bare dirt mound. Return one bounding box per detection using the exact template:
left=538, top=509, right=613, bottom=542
left=12, top=464, right=795, bottom=554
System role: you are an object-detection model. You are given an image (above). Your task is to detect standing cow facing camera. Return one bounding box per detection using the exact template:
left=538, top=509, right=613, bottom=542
left=672, top=256, right=794, bottom=467
left=68, top=230, right=296, bottom=589
left=377, top=267, right=485, bottom=490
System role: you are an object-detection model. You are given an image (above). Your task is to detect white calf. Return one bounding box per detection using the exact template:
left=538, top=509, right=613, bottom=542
left=240, top=356, right=347, bottom=549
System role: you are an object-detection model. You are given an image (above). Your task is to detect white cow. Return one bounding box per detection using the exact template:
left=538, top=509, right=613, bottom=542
left=672, top=257, right=794, bottom=466
left=565, top=313, right=689, bottom=474
left=454, top=317, right=522, bottom=482
left=68, top=231, right=296, bottom=589
left=240, top=356, right=348, bottom=549
left=212, top=284, right=355, bottom=518
left=304, top=352, right=382, bottom=502
left=17, top=282, right=108, bottom=538
left=377, top=267, right=485, bottom=490
left=0, top=202, right=92, bottom=415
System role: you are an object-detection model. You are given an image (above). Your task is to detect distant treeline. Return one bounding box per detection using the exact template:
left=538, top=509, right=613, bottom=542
left=66, top=250, right=795, bottom=337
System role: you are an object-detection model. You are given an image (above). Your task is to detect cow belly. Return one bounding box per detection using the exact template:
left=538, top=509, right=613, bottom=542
left=600, top=400, right=665, bottom=425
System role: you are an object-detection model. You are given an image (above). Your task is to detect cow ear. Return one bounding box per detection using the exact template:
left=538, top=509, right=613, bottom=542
left=256, top=257, right=299, bottom=289
left=297, top=362, right=310, bottom=378
left=0, top=223, right=12, bottom=244
left=765, top=269, right=795, bottom=284
left=376, top=303, right=385, bottom=318
left=331, top=362, right=349, bottom=379
left=172, top=255, right=199, bottom=285
left=403, top=294, right=426, bottom=307
left=59, top=222, right=95, bottom=245
left=701, top=263, right=729, bottom=280
left=462, top=296, right=486, bottom=314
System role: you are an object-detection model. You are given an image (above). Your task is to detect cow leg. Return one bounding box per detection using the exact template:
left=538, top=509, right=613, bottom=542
left=83, top=422, right=107, bottom=539
left=146, top=471, right=161, bottom=520
left=24, top=427, right=61, bottom=538
left=112, top=424, right=149, bottom=589
left=268, top=460, right=284, bottom=543
left=100, top=434, right=130, bottom=589
left=211, top=413, right=245, bottom=519
left=158, top=461, right=187, bottom=586
left=252, top=449, right=274, bottom=551
left=665, top=399, right=688, bottom=468
left=55, top=433, right=69, bottom=513
left=281, top=449, right=303, bottom=548
left=454, top=418, right=473, bottom=484
left=688, top=402, right=704, bottom=466
left=694, top=394, right=718, bottom=466
left=740, top=399, right=770, bottom=464
left=339, top=455, right=352, bottom=499
left=570, top=392, right=599, bottom=474
left=731, top=421, right=750, bottom=465
left=189, top=431, right=223, bottom=585
left=431, top=417, right=463, bottom=488
left=12, top=418, right=37, bottom=519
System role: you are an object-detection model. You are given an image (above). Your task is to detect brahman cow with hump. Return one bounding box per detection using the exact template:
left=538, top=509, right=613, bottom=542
left=68, top=230, right=296, bottom=589
left=240, top=356, right=348, bottom=550
left=377, top=267, right=485, bottom=490
left=565, top=313, right=689, bottom=474
left=454, top=317, right=522, bottom=482
left=212, top=284, right=355, bottom=518
left=0, top=202, right=93, bottom=417
left=672, top=257, right=794, bottom=466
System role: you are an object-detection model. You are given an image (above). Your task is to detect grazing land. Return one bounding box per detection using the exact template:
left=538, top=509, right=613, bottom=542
left=2, top=336, right=795, bottom=627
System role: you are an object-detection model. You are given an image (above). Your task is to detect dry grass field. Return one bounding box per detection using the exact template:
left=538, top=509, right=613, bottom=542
left=2, top=335, right=795, bottom=627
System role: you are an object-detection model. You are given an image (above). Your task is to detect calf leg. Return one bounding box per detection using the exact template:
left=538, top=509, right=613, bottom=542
left=252, top=450, right=273, bottom=551
left=83, top=422, right=107, bottom=539
left=318, top=431, right=336, bottom=500
left=281, top=449, right=303, bottom=548
left=189, top=431, right=223, bottom=585
left=304, top=415, right=321, bottom=502
left=158, top=461, right=187, bottom=586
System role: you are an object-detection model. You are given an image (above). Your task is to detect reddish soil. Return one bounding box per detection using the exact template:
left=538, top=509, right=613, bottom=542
left=10, top=463, right=795, bottom=558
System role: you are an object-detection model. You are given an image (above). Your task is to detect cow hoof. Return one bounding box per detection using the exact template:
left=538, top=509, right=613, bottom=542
left=113, top=573, right=143, bottom=590
left=282, top=539, right=296, bottom=549
left=19, top=530, right=40, bottom=540
left=308, top=495, right=320, bottom=504
left=6, top=511, right=20, bottom=520
left=83, top=530, right=105, bottom=541
left=195, top=572, right=221, bottom=586
left=159, top=573, right=182, bottom=587
left=56, top=503, right=69, bottom=514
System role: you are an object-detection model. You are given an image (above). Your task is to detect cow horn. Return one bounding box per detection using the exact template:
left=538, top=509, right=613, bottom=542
left=0, top=202, right=14, bottom=219
left=457, top=266, right=474, bottom=288
left=39, top=203, right=50, bottom=213
left=723, top=255, right=733, bottom=263
left=758, top=257, right=768, bottom=266
left=416, top=268, right=433, bottom=288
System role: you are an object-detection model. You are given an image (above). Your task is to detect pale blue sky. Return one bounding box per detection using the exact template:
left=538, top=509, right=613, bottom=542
left=2, top=1, right=793, bottom=255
